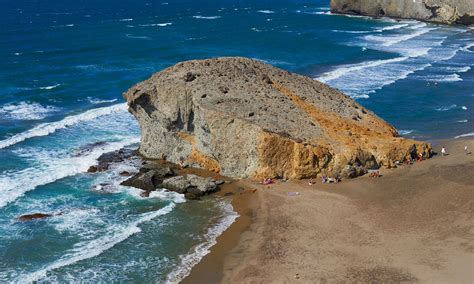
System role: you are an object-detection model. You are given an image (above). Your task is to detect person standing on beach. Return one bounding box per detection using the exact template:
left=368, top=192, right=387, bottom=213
left=465, top=145, right=468, bottom=155
left=441, top=146, right=446, bottom=156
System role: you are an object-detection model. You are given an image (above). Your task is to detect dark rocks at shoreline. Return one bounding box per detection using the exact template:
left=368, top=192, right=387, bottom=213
left=84, top=144, right=224, bottom=200
left=120, top=162, right=222, bottom=200
left=87, top=148, right=138, bottom=173
left=162, top=174, right=220, bottom=200
left=73, top=141, right=108, bottom=157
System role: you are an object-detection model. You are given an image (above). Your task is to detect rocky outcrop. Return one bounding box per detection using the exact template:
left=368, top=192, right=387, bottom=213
left=124, top=57, right=431, bottom=180
left=330, top=0, right=474, bottom=25
left=88, top=147, right=137, bottom=172
left=118, top=161, right=222, bottom=199
left=161, top=174, right=221, bottom=200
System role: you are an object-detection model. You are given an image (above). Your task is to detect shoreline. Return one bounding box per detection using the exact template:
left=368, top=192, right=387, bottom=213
left=180, top=179, right=259, bottom=284
left=183, top=137, right=474, bottom=283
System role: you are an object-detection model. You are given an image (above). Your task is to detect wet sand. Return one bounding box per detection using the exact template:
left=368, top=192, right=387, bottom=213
left=184, top=138, right=474, bottom=283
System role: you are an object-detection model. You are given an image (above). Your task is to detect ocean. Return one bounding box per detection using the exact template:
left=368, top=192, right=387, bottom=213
left=0, top=0, right=472, bottom=282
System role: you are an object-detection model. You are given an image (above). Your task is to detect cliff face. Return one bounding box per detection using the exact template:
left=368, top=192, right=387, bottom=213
left=124, top=57, right=431, bottom=179
left=331, top=0, right=474, bottom=25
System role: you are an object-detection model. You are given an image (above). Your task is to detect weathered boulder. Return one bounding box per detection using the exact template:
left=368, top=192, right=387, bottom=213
left=330, top=0, right=474, bottom=25
left=120, top=170, right=157, bottom=191
left=161, top=176, right=192, bottom=194
left=161, top=174, right=220, bottom=199
left=123, top=57, right=431, bottom=179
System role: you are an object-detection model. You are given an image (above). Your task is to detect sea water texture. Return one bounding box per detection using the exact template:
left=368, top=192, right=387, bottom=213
left=0, top=0, right=473, bottom=282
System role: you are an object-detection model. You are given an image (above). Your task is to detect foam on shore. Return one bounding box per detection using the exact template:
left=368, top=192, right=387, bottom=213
left=165, top=200, right=239, bottom=283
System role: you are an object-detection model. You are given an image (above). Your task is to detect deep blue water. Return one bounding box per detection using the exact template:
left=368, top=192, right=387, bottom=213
left=0, top=0, right=473, bottom=282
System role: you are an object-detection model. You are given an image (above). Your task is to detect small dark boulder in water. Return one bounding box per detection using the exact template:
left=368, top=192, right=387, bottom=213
left=18, top=213, right=56, bottom=221
left=87, top=166, right=99, bottom=173
left=184, top=192, right=201, bottom=200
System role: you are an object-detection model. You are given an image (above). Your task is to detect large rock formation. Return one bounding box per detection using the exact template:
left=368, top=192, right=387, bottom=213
left=331, top=0, right=474, bottom=25
left=124, top=57, right=431, bottom=179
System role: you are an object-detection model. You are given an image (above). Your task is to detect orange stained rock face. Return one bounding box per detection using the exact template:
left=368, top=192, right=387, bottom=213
left=255, top=131, right=333, bottom=179
left=177, top=131, right=221, bottom=174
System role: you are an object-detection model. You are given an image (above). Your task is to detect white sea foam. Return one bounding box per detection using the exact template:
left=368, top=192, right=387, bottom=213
left=461, top=42, right=474, bottom=53
left=0, top=102, right=60, bottom=120
left=456, top=120, right=468, bottom=123
left=422, top=74, right=462, bottom=82
left=376, top=23, right=409, bottom=32
left=0, top=103, right=127, bottom=149
left=39, top=83, right=61, bottom=90
left=192, top=15, right=221, bottom=19
left=316, top=57, right=408, bottom=82
left=364, top=26, right=435, bottom=47
left=0, top=137, right=140, bottom=208
left=119, top=18, right=133, bottom=22
left=310, top=11, right=332, bottom=15
left=332, top=29, right=372, bottom=34
left=435, top=104, right=457, bottom=111
left=461, top=106, right=467, bottom=110
left=125, top=34, right=152, bottom=40
left=86, top=97, right=118, bottom=104
left=0, top=137, right=139, bottom=209
left=455, top=132, right=474, bottom=139
left=444, top=66, right=471, bottom=73
left=316, top=57, right=431, bottom=98
left=166, top=200, right=238, bottom=283
left=139, top=22, right=172, bottom=27
left=16, top=203, right=175, bottom=283
left=257, top=10, right=274, bottom=14
left=52, top=208, right=104, bottom=237
left=398, top=130, right=414, bottom=135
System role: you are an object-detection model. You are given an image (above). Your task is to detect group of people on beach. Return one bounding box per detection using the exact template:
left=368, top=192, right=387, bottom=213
left=440, top=145, right=469, bottom=156
left=308, top=174, right=340, bottom=185
left=259, top=144, right=470, bottom=188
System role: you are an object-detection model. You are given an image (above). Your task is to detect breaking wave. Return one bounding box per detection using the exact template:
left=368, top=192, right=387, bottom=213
left=192, top=15, right=221, bottom=20
left=316, top=57, right=408, bottom=83
left=16, top=202, right=177, bottom=283
left=0, top=137, right=139, bottom=209
left=0, top=102, right=60, bottom=121
left=0, top=103, right=127, bottom=149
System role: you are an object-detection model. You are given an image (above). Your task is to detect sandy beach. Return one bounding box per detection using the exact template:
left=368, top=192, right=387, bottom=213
left=184, top=138, right=474, bottom=283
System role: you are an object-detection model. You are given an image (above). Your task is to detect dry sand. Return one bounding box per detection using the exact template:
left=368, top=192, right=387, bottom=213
left=184, top=138, right=474, bottom=283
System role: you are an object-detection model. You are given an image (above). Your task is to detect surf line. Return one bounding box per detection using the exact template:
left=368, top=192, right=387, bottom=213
left=0, top=103, right=127, bottom=150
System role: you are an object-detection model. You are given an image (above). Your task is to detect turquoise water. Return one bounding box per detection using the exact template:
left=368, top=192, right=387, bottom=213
left=0, top=0, right=473, bottom=282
